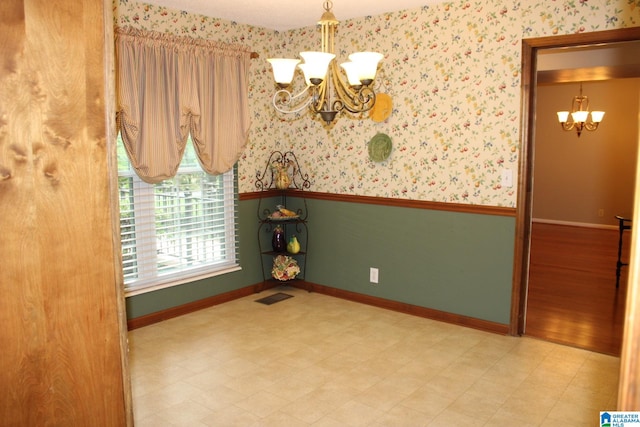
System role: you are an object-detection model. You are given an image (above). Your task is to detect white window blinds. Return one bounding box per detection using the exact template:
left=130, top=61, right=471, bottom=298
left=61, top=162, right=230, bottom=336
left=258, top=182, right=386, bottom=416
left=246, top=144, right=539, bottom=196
left=117, top=137, right=239, bottom=295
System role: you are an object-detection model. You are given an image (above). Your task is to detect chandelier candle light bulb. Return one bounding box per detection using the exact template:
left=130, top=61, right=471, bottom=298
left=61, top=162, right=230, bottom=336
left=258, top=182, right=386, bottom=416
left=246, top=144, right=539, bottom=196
left=591, top=111, right=606, bottom=122
left=266, top=58, right=301, bottom=87
left=347, top=52, right=384, bottom=85
left=299, top=52, right=336, bottom=85
left=340, top=61, right=364, bottom=87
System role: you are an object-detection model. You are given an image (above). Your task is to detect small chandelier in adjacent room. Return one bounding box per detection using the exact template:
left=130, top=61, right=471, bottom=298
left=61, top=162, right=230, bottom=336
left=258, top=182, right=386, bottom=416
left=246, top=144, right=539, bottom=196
left=556, top=83, right=605, bottom=137
left=267, top=1, right=384, bottom=125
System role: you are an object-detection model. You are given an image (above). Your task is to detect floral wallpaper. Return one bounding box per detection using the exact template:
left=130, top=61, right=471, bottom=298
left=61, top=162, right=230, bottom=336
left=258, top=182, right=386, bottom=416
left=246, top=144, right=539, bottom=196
left=113, top=0, right=640, bottom=207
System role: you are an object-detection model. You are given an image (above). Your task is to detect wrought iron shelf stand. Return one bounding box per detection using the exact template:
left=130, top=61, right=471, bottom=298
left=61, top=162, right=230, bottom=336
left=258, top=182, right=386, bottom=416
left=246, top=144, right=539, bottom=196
left=255, top=151, right=311, bottom=292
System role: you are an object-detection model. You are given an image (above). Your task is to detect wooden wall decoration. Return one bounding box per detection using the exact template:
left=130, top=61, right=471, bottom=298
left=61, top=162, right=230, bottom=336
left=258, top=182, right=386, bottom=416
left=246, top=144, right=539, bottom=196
left=0, top=0, right=131, bottom=424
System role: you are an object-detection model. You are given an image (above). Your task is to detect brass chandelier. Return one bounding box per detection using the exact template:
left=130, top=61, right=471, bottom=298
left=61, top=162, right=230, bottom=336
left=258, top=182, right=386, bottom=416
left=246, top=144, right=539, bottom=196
left=557, top=83, right=605, bottom=137
left=267, top=1, right=383, bottom=125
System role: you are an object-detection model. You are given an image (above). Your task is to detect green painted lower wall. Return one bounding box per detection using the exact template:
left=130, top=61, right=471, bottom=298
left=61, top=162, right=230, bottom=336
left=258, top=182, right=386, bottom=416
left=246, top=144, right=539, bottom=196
left=126, top=197, right=516, bottom=325
left=304, top=198, right=515, bottom=325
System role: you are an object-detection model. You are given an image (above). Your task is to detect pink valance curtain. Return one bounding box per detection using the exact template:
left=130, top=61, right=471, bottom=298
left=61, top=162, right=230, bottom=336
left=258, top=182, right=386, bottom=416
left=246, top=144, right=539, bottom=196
left=115, top=26, right=251, bottom=183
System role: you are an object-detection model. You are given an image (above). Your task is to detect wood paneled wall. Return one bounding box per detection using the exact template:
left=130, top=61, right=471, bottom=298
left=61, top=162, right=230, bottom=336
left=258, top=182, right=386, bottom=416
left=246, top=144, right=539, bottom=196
left=0, top=0, right=130, bottom=424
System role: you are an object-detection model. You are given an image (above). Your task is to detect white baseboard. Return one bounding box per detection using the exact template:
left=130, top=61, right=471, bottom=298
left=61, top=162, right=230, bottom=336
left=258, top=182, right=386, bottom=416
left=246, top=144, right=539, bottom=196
left=532, top=218, right=618, bottom=231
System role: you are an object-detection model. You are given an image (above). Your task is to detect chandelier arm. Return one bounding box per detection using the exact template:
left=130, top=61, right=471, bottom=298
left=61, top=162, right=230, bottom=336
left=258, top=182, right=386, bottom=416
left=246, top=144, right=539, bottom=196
left=560, top=117, right=599, bottom=133
left=329, top=63, right=376, bottom=113
left=584, top=122, right=600, bottom=131
left=331, top=99, right=345, bottom=112
left=308, top=80, right=328, bottom=113
left=272, top=86, right=314, bottom=114
left=331, top=63, right=357, bottom=97
left=342, top=86, right=376, bottom=113
left=574, top=95, right=589, bottom=112
left=560, top=122, right=576, bottom=131
left=331, top=76, right=360, bottom=111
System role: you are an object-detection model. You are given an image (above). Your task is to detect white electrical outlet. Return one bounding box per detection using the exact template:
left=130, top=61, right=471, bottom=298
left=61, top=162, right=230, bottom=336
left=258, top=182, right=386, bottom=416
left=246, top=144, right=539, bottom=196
left=370, top=267, right=379, bottom=284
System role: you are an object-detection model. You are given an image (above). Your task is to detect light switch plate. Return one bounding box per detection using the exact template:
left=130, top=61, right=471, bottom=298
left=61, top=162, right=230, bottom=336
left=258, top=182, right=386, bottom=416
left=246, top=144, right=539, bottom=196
left=501, top=169, right=513, bottom=188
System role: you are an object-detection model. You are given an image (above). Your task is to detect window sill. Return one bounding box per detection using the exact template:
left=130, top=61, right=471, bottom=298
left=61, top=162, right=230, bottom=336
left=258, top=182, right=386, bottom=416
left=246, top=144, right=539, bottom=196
left=124, top=265, right=242, bottom=297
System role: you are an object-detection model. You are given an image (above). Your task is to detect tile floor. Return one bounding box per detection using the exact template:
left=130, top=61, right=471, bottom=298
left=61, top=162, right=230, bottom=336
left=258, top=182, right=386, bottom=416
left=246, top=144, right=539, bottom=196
left=129, top=286, right=620, bottom=426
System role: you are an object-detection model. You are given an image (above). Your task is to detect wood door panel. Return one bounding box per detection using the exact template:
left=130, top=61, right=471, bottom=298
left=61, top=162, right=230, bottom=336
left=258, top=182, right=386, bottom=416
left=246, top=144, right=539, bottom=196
left=0, top=0, right=128, bottom=424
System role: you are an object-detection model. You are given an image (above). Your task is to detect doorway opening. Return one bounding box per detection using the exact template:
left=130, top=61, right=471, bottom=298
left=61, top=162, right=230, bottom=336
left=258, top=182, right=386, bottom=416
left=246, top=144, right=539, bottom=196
left=511, top=28, right=640, bottom=354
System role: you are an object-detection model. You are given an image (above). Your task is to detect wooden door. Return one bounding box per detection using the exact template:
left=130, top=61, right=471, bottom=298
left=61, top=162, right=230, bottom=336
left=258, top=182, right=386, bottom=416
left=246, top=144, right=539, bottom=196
left=0, top=0, right=131, bottom=424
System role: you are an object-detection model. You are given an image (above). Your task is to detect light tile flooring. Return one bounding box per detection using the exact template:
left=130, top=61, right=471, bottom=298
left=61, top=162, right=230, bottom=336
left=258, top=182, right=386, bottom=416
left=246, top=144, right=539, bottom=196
left=129, top=286, right=620, bottom=426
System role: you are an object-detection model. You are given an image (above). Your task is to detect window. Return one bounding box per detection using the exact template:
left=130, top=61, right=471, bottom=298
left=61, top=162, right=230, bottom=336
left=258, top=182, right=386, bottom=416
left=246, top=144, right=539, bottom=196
left=117, top=137, right=239, bottom=295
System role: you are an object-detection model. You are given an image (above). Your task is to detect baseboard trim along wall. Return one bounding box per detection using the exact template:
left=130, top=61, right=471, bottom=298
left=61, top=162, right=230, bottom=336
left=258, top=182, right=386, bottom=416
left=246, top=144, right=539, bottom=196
left=127, top=281, right=509, bottom=335
left=533, top=217, right=618, bottom=231
left=302, top=282, right=509, bottom=335
left=127, top=285, right=257, bottom=330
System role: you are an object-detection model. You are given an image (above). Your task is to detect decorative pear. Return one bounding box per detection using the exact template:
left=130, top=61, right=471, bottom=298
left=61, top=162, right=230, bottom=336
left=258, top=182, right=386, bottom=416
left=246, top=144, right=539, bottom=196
left=287, top=235, right=300, bottom=254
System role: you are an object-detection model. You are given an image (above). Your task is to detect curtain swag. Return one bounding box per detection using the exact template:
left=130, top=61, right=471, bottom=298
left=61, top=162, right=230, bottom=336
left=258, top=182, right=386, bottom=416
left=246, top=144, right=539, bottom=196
left=115, top=26, right=252, bottom=183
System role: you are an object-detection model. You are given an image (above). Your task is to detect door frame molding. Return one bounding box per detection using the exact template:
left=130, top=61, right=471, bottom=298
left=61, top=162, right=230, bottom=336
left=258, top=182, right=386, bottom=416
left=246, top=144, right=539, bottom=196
left=511, top=27, right=640, bottom=336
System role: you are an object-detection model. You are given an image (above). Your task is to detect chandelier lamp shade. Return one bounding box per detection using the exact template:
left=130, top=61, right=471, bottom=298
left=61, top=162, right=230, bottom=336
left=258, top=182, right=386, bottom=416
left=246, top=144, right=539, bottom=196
left=266, top=1, right=384, bottom=125
left=556, top=83, right=605, bottom=137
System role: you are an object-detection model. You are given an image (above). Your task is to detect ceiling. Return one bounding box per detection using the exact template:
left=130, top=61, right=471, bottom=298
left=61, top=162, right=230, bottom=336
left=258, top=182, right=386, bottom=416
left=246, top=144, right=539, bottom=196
left=142, top=0, right=441, bottom=32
